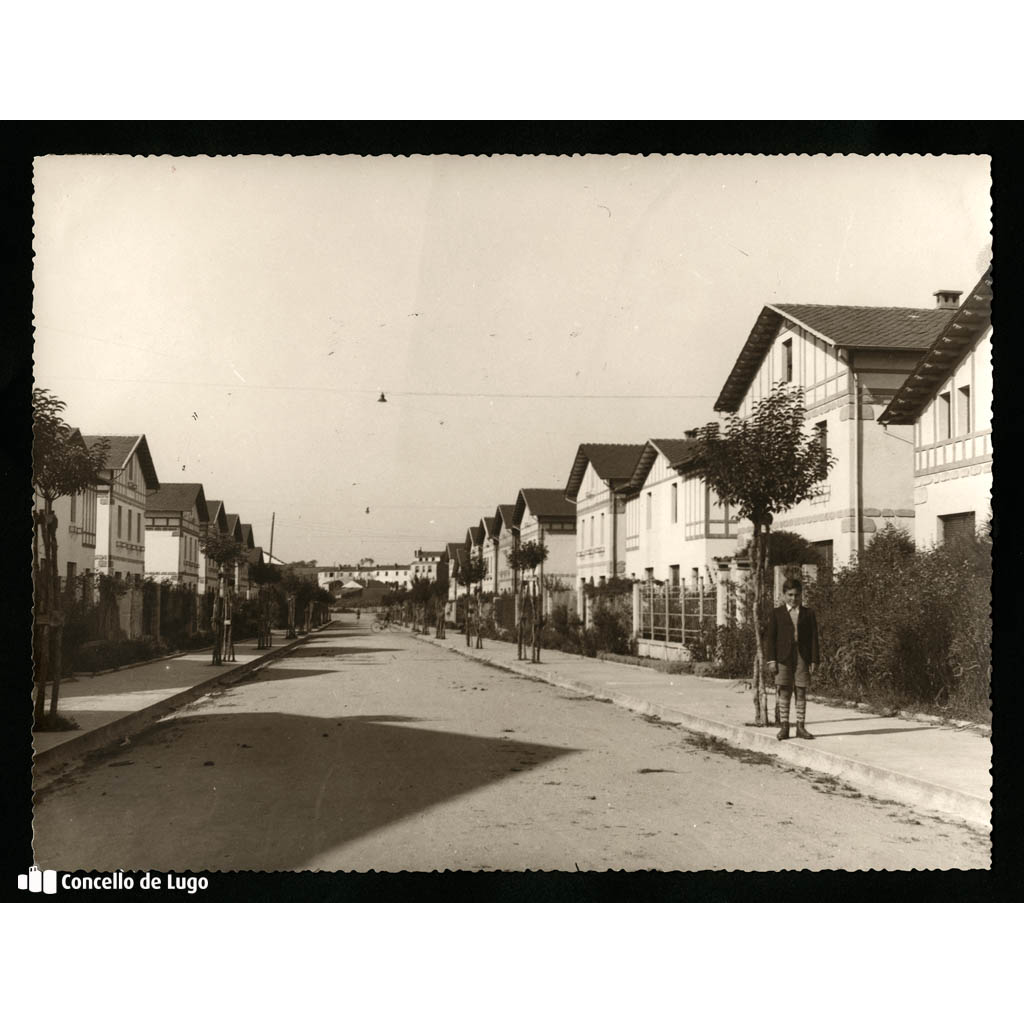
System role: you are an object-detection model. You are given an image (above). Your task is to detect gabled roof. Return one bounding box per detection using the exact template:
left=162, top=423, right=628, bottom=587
left=495, top=504, right=517, bottom=534
left=715, top=303, right=955, bottom=413
left=621, top=438, right=700, bottom=494
left=224, top=513, right=243, bottom=542
left=145, top=482, right=209, bottom=521
left=564, top=443, right=646, bottom=500
left=880, top=268, right=993, bottom=426
left=239, top=523, right=255, bottom=549
left=81, top=433, right=159, bottom=490
left=481, top=515, right=498, bottom=540
left=246, top=546, right=264, bottom=567
left=204, top=500, right=228, bottom=535
left=513, top=487, right=576, bottom=526
left=467, top=525, right=484, bottom=546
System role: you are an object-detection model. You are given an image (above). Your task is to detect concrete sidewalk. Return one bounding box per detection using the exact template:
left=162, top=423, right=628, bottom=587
left=416, top=631, right=992, bottom=827
left=34, top=627, right=327, bottom=775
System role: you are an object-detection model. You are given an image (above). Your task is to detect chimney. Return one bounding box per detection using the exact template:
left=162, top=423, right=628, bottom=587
left=933, top=289, right=962, bottom=311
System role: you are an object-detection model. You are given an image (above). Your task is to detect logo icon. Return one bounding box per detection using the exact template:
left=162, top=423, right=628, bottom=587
left=18, top=867, right=57, bottom=894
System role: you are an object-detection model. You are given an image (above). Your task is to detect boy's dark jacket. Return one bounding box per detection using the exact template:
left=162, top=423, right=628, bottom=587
left=764, top=605, right=820, bottom=666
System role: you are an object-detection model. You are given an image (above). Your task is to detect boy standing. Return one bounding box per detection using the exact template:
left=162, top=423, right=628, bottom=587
left=765, top=578, right=820, bottom=741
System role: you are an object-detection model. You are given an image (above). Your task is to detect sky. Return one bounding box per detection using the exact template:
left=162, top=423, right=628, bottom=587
left=32, top=154, right=992, bottom=566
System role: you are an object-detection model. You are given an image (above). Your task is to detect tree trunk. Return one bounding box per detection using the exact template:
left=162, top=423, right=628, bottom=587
left=531, top=580, right=540, bottom=663
left=750, top=523, right=770, bottom=727
left=475, top=589, right=483, bottom=648
left=32, top=511, right=47, bottom=723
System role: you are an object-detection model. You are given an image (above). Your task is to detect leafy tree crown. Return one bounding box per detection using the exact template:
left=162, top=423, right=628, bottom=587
left=696, top=383, right=836, bottom=526
left=32, top=388, right=109, bottom=502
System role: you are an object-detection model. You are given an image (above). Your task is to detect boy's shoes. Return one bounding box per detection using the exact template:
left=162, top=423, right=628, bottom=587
left=795, top=725, right=815, bottom=740
left=776, top=725, right=790, bottom=741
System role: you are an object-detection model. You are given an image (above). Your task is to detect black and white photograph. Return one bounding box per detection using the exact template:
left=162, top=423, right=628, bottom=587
left=26, top=151, right=994, bottom=876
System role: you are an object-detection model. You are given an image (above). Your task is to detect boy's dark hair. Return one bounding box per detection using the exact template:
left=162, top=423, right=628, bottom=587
left=783, top=578, right=803, bottom=593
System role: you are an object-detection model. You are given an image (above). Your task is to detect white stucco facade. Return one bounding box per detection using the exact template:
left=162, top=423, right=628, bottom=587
left=729, top=320, right=923, bottom=567
left=909, top=326, right=992, bottom=547
left=623, top=450, right=739, bottom=587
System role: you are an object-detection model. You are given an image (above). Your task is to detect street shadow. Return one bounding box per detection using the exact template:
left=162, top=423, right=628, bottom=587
left=283, top=645, right=404, bottom=659
left=228, top=666, right=340, bottom=686
left=33, top=711, right=579, bottom=871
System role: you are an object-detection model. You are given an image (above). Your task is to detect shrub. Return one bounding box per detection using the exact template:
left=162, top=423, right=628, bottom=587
left=715, top=622, right=756, bottom=678
left=74, top=638, right=165, bottom=673
left=808, top=525, right=990, bottom=722
left=589, top=604, right=632, bottom=655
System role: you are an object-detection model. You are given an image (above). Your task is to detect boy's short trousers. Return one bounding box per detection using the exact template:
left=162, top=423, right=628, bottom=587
left=776, top=652, right=811, bottom=687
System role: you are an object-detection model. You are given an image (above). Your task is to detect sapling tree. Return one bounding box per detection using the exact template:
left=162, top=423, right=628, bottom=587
left=32, top=388, right=109, bottom=726
left=507, top=540, right=547, bottom=662
left=200, top=532, right=246, bottom=664
left=453, top=554, right=487, bottom=648
left=696, top=383, right=835, bottom=726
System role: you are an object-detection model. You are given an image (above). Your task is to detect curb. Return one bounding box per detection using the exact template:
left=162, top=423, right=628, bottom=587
left=415, top=635, right=991, bottom=828
left=33, top=625, right=330, bottom=778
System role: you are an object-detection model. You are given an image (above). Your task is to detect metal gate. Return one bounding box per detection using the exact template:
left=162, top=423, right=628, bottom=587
left=638, top=581, right=716, bottom=647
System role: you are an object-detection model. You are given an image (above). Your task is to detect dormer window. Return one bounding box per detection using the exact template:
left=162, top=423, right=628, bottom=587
left=782, top=339, right=793, bottom=383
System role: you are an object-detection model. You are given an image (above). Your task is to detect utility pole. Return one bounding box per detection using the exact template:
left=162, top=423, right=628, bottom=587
left=268, top=511, right=275, bottom=564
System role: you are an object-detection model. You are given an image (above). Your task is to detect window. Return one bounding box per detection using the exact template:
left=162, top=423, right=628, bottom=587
left=127, top=457, right=135, bottom=483
left=645, top=492, right=652, bottom=529
left=941, top=511, right=976, bottom=544
left=957, top=385, right=971, bottom=435
left=600, top=513, right=604, bottom=544
left=812, top=540, right=834, bottom=573
left=645, top=567, right=654, bottom=582
left=114, top=571, right=122, bottom=580
left=815, top=420, right=828, bottom=476
left=938, top=392, right=952, bottom=441
left=671, top=483, right=678, bottom=523
left=669, top=565, right=680, bottom=587
left=117, top=505, right=122, bottom=538
left=137, top=514, right=141, bottom=542
left=782, top=338, right=793, bottom=383
left=67, top=561, right=77, bottom=582
left=70, top=493, right=77, bottom=523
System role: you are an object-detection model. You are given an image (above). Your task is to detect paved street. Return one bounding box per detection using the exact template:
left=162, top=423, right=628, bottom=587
left=34, top=620, right=990, bottom=871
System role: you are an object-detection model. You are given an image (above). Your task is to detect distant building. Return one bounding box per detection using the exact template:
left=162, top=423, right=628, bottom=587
left=317, top=561, right=411, bottom=589
left=200, top=500, right=229, bottom=594
left=82, top=434, right=160, bottom=583
left=144, top=482, right=209, bottom=590
left=411, top=548, right=448, bottom=585
left=879, top=268, right=992, bottom=547
left=513, top=488, right=576, bottom=615
left=564, top=442, right=644, bottom=611
left=493, top=504, right=518, bottom=595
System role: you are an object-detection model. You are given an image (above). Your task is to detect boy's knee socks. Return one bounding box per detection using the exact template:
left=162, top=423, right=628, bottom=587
left=795, top=687, right=807, bottom=725
left=778, top=686, right=792, bottom=725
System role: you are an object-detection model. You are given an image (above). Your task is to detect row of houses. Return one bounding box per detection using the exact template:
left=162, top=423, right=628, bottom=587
left=441, top=266, right=993, bottom=618
left=315, top=549, right=448, bottom=594
left=39, top=432, right=266, bottom=597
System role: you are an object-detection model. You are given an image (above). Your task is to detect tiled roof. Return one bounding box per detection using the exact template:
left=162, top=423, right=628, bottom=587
left=481, top=515, right=498, bottom=539
left=224, top=513, right=242, bottom=541
left=880, top=268, right=993, bottom=425
left=622, top=438, right=700, bottom=493
left=564, top=443, right=646, bottom=499
left=239, top=523, right=255, bottom=549
left=467, top=525, right=484, bottom=546
left=495, top=504, right=517, bottom=530
left=715, top=303, right=954, bottom=413
left=514, top=487, right=576, bottom=525
left=204, top=500, right=228, bottom=534
left=145, top=482, right=209, bottom=521
left=81, top=433, right=159, bottom=490
left=246, top=546, right=264, bottom=566
left=445, top=541, right=465, bottom=561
